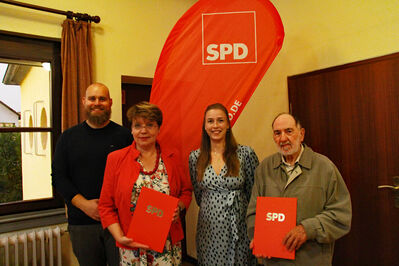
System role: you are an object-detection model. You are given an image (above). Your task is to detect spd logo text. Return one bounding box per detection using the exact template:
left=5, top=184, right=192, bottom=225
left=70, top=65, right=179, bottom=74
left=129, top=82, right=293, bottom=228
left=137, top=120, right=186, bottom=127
left=146, top=205, right=164, bottom=218
left=202, top=11, right=257, bottom=65
left=266, top=212, right=285, bottom=222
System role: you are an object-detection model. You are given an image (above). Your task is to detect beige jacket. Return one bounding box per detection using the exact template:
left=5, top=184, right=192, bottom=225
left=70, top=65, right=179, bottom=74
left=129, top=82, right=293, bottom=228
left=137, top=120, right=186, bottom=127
left=246, top=145, right=352, bottom=265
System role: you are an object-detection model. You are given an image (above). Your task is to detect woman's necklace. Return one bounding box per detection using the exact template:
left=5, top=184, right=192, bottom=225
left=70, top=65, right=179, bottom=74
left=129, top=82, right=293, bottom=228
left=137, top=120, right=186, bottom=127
left=139, top=146, right=161, bottom=176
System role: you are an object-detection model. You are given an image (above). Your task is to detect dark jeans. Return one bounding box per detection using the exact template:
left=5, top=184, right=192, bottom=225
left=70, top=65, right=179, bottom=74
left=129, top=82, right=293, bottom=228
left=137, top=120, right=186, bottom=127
left=68, top=224, right=119, bottom=266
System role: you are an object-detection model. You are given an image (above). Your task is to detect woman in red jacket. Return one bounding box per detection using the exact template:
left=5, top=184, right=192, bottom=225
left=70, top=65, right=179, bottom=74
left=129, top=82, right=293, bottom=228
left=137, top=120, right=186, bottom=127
left=99, top=101, right=192, bottom=265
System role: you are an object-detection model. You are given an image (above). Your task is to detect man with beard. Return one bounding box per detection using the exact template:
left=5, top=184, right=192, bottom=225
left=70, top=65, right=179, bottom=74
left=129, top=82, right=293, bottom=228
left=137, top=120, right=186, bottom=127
left=52, top=83, right=132, bottom=266
left=246, top=113, right=351, bottom=266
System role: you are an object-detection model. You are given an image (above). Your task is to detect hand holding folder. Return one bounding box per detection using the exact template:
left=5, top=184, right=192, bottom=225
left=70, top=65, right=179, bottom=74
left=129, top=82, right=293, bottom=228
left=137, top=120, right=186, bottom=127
left=118, top=235, right=149, bottom=250
left=282, top=224, right=307, bottom=252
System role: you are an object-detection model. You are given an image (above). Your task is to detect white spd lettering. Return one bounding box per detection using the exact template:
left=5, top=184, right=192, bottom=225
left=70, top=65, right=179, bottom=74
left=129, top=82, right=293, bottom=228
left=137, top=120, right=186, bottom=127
left=146, top=205, right=164, bottom=217
left=228, top=100, right=242, bottom=120
left=206, top=43, right=248, bottom=61
left=266, top=212, right=285, bottom=222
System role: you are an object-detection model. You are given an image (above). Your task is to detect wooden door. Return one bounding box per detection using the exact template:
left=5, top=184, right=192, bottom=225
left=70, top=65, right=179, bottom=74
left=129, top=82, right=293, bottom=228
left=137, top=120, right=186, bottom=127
left=121, top=76, right=152, bottom=128
left=288, top=53, right=399, bottom=266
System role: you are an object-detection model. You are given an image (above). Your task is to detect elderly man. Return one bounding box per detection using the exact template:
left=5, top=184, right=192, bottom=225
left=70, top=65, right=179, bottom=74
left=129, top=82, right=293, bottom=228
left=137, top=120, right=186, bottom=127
left=246, top=113, right=351, bottom=265
left=52, top=83, right=133, bottom=266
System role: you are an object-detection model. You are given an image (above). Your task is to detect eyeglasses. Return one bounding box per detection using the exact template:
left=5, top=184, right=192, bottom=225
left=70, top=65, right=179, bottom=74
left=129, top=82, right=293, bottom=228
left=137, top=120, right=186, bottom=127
left=132, top=123, right=158, bottom=131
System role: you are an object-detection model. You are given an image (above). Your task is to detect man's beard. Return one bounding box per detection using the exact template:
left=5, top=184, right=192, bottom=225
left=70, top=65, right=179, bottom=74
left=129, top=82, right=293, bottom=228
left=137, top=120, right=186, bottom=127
left=277, top=141, right=300, bottom=156
left=86, top=108, right=111, bottom=127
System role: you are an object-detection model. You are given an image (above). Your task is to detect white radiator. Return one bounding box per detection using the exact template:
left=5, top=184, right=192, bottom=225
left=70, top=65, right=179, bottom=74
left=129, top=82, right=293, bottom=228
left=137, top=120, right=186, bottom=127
left=0, top=226, right=63, bottom=266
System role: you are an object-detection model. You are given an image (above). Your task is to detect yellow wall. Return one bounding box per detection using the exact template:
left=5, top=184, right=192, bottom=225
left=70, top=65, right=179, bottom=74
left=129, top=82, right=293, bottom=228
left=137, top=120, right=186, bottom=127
left=234, top=0, right=399, bottom=160
left=20, top=66, right=52, bottom=200
left=2, top=0, right=399, bottom=263
left=0, top=0, right=196, bottom=125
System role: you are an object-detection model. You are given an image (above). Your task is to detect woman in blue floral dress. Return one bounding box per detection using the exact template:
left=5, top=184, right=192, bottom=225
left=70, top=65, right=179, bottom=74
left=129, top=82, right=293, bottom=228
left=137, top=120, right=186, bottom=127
left=189, top=103, right=259, bottom=265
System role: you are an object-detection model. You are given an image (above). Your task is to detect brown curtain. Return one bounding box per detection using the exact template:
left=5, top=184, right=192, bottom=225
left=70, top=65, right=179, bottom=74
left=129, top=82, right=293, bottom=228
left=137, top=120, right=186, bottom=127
left=61, top=19, right=93, bottom=131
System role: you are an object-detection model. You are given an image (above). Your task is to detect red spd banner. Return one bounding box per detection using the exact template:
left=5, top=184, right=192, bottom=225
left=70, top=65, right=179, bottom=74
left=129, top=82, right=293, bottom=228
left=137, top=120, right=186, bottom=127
left=150, top=0, right=284, bottom=162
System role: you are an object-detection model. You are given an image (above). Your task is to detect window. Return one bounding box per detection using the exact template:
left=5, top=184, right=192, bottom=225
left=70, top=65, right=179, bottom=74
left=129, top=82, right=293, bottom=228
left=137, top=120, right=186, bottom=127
left=0, top=32, right=63, bottom=215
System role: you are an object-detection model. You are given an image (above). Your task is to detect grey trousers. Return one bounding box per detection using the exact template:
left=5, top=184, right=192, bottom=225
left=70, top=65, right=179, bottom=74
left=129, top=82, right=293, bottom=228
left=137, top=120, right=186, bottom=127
left=68, top=224, right=119, bottom=266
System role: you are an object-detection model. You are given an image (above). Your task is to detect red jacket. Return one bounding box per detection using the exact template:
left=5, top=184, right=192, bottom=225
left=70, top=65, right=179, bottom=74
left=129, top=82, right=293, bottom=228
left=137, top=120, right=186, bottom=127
left=99, top=141, right=192, bottom=249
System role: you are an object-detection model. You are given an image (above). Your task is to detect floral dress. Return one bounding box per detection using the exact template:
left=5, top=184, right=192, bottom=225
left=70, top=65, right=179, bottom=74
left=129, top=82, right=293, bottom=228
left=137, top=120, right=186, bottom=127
left=120, top=156, right=182, bottom=266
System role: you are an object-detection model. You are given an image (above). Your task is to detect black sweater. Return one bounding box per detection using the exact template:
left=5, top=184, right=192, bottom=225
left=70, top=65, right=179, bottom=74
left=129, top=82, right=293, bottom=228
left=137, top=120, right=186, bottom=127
left=51, top=121, right=133, bottom=225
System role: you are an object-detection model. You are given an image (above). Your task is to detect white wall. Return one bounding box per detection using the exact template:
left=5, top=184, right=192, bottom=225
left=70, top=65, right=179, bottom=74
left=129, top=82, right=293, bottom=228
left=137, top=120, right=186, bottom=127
left=0, top=103, right=19, bottom=125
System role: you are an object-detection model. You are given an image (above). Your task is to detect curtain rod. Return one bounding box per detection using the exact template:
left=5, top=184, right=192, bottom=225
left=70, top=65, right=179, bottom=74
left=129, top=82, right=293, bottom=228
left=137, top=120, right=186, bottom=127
left=0, top=0, right=101, bottom=23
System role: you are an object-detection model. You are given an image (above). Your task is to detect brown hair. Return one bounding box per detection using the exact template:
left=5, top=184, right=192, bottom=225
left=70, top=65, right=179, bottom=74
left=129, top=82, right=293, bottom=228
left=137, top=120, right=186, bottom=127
left=196, top=103, right=239, bottom=181
left=126, top=101, right=163, bottom=126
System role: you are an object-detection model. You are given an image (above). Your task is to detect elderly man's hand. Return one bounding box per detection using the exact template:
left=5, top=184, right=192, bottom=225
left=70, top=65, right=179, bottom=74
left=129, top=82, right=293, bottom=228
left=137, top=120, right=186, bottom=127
left=283, top=225, right=307, bottom=252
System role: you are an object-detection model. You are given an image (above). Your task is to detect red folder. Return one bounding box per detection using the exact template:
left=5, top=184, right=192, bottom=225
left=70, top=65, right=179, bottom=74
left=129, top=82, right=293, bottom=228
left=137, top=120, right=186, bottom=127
left=127, top=187, right=179, bottom=253
left=253, top=197, right=297, bottom=260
